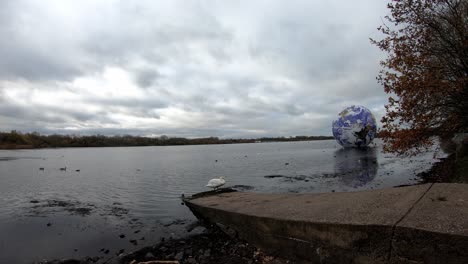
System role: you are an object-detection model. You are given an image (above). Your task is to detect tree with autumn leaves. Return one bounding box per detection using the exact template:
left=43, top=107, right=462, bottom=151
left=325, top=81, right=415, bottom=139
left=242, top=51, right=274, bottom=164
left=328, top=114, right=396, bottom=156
left=373, top=0, right=467, bottom=156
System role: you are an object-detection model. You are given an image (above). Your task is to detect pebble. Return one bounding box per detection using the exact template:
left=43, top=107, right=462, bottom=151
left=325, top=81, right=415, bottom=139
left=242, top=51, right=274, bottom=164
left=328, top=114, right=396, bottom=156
left=85, top=256, right=100, bottom=263
left=175, top=251, right=184, bottom=260
left=145, top=252, right=155, bottom=260
left=186, top=257, right=197, bottom=264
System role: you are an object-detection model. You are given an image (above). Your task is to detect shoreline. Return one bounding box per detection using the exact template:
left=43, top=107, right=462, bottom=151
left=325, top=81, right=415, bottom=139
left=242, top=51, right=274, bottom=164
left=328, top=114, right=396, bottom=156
left=417, top=154, right=456, bottom=183
left=39, top=224, right=289, bottom=264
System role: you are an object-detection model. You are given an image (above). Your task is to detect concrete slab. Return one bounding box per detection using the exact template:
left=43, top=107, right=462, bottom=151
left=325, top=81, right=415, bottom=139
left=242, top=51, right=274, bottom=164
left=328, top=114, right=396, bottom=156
left=188, top=184, right=431, bottom=226
left=186, top=185, right=433, bottom=263
left=398, top=183, right=468, bottom=235
left=185, top=184, right=468, bottom=263
left=391, top=183, right=468, bottom=263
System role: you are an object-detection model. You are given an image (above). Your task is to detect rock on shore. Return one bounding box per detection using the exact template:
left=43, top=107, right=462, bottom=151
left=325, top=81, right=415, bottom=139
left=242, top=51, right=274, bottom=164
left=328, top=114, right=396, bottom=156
left=38, top=225, right=289, bottom=264
left=119, top=225, right=288, bottom=264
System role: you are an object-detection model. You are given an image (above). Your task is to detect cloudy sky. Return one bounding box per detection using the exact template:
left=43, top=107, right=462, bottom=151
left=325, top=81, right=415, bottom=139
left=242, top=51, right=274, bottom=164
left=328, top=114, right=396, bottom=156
left=0, top=0, right=390, bottom=138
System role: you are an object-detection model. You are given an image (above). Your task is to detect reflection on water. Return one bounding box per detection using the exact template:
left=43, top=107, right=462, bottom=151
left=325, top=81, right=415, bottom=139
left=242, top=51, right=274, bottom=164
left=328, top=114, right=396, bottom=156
left=0, top=140, right=438, bottom=263
left=334, top=148, right=378, bottom=188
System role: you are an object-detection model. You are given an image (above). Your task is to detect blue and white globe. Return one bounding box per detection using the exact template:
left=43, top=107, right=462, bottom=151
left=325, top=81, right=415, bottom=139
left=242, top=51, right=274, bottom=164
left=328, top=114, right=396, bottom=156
left=332, top=105, right=377, bottom=148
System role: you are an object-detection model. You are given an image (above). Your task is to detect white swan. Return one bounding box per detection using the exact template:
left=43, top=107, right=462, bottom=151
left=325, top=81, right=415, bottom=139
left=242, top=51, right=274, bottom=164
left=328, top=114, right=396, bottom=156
left=206, top=176, right=226, bottom=190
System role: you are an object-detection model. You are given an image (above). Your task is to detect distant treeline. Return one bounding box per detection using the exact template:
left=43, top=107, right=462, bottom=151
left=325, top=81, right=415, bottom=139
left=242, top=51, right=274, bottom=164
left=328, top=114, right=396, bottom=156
left=0, top=130, right=334, bottom=149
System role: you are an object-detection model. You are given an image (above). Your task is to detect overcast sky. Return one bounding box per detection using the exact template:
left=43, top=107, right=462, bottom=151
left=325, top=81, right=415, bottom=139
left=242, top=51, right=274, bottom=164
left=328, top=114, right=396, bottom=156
left=0, top=0, right=389, bottom=138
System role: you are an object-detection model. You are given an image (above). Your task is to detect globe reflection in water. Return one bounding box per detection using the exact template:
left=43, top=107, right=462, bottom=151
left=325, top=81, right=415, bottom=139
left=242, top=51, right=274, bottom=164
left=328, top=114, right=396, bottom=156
left=334, top=148, right=378, bottom=188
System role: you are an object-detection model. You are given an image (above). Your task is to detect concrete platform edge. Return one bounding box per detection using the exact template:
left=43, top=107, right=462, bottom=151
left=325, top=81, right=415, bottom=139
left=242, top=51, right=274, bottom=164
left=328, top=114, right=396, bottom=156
left=184, top=184, right=468, bottom=264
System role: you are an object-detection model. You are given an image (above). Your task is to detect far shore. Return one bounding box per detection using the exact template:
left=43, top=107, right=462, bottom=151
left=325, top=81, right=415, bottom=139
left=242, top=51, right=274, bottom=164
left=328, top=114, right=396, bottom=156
left=0, top=135, right=334, bottom=150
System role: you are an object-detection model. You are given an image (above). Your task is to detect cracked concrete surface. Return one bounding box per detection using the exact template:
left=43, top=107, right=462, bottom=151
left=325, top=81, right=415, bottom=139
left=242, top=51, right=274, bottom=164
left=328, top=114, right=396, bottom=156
left=185, top=184, right=468, bottom=263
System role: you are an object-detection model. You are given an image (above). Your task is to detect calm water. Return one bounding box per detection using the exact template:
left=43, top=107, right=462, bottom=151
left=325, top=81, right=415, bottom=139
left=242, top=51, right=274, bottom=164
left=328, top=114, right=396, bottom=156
left=0, top=140, right=437, bottom=263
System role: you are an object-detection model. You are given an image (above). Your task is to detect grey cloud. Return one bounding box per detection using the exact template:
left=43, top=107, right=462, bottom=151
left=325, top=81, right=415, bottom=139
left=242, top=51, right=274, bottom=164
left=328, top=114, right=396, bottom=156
left=0, top=0, right=389, bottom=137
left=0, top=33, right=84, bottom=82
left=86, top=98, right=165, bottom=120
left=88, top=97, right=167, bottom=110
left=0, top=103, right=68, bottom=125
left=0, top=100, right=118, bottom=128
left=82, top=4, right=234, bottom=70
left=252, top=20, right=376, bottom=83
left=0, top=3, right=67, bottom=81
left=0, top=0, right=233, bottom=82
left=134, top=69, right=161, bottom=88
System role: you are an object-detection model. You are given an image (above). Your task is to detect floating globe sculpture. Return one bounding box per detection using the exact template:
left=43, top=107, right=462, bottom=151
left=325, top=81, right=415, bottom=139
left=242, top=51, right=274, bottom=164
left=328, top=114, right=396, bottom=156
left=332, top=105, right=377, bottom=148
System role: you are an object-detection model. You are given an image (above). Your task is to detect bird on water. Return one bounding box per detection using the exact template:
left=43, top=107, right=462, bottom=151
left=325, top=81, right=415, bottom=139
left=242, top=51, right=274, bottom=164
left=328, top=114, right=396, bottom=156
left=206, top=176, right=226, bottom=190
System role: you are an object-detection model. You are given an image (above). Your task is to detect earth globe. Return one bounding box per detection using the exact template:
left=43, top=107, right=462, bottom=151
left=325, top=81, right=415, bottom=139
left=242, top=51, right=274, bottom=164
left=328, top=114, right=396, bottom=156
left=332, top=105, right=377, bottom=148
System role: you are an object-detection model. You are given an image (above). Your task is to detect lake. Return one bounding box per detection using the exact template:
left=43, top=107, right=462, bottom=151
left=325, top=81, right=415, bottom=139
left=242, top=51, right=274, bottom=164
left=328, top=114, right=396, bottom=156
left=0, top=140, right=437, bottom=263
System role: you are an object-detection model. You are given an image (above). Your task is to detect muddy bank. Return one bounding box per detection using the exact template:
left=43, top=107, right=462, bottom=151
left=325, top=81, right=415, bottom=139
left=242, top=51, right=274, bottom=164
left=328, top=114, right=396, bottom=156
left=27, top=199, right=131, bottom=218
left=418, top=154, right=457, bottom=183
left=418, top=153, right=468, bottom=183
left=38, top=224, right=289, bottom=264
